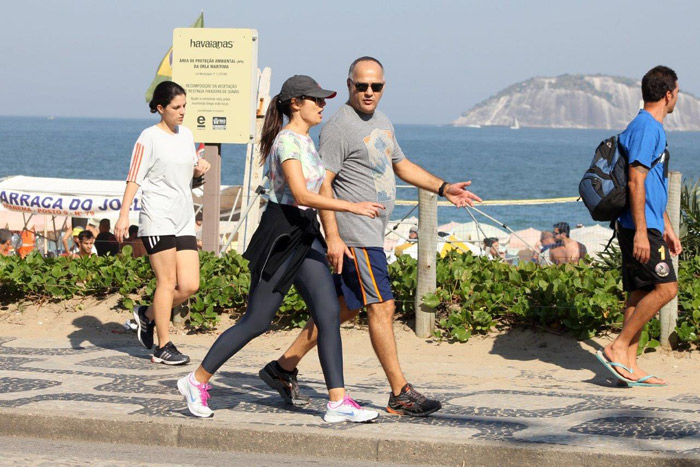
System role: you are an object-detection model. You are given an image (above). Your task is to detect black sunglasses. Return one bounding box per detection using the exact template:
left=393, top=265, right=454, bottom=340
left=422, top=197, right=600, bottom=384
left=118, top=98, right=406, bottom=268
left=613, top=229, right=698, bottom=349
left=300, top=96, right=326, bottom=106
left=352, top=81, right=384, bottom=92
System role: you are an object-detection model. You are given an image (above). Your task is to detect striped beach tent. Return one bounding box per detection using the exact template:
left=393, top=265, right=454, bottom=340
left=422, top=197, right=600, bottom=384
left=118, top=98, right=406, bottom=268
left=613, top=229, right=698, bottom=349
left=145, top=12, right=204, bottom=102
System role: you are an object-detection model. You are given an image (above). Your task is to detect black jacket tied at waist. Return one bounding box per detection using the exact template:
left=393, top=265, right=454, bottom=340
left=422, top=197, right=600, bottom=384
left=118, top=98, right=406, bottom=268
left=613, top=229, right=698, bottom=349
left=243, top=202, right=325, bottom=294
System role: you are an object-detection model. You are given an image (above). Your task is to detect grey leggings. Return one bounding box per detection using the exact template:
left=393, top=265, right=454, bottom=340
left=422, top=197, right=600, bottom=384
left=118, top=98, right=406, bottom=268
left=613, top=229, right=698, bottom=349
left=201, top=239, right=344, bottom=390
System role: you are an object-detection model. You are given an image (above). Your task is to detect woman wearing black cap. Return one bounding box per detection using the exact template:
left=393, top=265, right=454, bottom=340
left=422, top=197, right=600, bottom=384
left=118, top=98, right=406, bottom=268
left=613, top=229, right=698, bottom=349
left=178, top=75, right=383, bottom=423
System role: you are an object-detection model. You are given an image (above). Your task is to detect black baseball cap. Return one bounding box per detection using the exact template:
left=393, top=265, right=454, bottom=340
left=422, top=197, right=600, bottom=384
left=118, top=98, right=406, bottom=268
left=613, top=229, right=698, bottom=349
left=279, top=75, right=336, bottom=102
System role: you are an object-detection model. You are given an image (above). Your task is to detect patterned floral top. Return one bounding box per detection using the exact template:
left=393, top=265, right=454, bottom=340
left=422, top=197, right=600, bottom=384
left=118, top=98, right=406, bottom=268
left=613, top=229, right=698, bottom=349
left=266, top=129, right=325, bottom=209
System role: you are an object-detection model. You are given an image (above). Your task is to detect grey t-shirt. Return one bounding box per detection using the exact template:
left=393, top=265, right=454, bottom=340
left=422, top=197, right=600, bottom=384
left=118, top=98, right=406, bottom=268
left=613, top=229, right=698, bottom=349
left=319, top=104, right=405, bottom=248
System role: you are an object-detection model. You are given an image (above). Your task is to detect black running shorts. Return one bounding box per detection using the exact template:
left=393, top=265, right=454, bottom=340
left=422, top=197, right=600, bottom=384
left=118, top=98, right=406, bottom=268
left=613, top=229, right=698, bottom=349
left=140, top=235, right=198, bottom=255
left=618, top=227, right=676, bottom=292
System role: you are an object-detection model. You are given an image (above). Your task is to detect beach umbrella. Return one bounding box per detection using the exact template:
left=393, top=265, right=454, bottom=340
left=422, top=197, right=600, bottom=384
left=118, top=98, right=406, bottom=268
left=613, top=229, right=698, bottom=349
left=570, top=224, right=615, bottom=258
left=145, top=12, right=204, bottom=102
left=393, top=234, right=480, bottom=260
left=450, top=221, right=509, bottom=243
left=440, top=235, right=480, bottom=256
left=507, top=227, right=541, bottom=250
left=438, top=220, right=461, bottom=233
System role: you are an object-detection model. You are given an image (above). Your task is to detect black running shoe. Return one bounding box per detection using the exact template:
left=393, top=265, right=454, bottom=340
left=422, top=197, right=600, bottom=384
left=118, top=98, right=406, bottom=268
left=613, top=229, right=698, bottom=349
left=386, top=383, right=442, bottom=417
left=152, top=341, right=190, bottom=365
left=133, top=305, right=155, bottom=350
left=258, top=361, right=310, bottom=406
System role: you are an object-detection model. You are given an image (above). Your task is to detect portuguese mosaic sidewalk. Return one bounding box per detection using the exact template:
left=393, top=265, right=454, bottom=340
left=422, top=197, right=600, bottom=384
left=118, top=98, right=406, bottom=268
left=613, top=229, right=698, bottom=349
left=1, top=311, right=699, bottom=466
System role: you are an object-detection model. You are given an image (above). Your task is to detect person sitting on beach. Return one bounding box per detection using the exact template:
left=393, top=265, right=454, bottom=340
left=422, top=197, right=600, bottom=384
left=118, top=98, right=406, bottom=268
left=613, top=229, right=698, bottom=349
left=62, top=225, right=97, bottom=256
left=72, top=230, right=95, bottom=258
left=0, top=229, right=13, bottom=256
left=95, top=219, right=120, bottom=257
left=533, top=230, right=557, bottom=264
left=549, top=222, right=587, bottom=264
left=408, top=225, right=418, bottom=242
left=119, top=225, right=147, bottom=258
left=483, top=237, right=504, bottom=260
left=194, top=212, right=203, bottom=250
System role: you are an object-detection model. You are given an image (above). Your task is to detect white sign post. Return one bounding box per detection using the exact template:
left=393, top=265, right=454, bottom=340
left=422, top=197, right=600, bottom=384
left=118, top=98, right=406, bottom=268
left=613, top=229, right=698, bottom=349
left=173, top=28, right=258, bottom=253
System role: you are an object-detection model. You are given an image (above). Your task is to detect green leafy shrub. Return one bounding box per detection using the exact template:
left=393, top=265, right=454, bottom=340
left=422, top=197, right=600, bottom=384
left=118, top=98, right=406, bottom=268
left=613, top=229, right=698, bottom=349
left=2, top=246, right=699, bottom=350
left=421, top=252, right=626, bottom=342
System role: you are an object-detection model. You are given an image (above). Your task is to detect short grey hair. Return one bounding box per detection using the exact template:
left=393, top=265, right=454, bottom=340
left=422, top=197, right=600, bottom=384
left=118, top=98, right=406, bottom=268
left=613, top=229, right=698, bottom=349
left=347, top=56, right=384, bottom=80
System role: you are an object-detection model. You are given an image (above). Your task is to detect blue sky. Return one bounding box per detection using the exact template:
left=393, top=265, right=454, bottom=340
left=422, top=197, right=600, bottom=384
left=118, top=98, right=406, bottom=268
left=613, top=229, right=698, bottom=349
left=2, top=0, right=698, bottom=124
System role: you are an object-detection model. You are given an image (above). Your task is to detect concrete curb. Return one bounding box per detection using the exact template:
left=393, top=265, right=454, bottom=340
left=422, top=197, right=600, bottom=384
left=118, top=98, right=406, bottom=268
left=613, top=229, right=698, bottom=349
left=1, top=409, right=694, bottom=466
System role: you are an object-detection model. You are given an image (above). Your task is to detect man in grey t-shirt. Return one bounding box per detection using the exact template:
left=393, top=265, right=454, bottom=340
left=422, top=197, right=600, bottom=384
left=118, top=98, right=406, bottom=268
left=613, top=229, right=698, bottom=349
left=260, top=57, right=481, bottom=416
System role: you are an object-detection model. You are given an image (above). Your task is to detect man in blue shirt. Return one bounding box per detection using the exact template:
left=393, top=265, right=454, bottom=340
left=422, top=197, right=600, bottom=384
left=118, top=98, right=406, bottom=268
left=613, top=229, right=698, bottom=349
left=597, top=66, right=682, bottom=387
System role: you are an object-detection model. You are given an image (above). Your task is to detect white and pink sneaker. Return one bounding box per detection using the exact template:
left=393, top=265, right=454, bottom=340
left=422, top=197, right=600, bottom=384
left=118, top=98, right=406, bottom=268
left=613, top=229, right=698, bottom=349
left=177, top=372, right=213, bottom=418
left=323, top=394, right=379, bottom=423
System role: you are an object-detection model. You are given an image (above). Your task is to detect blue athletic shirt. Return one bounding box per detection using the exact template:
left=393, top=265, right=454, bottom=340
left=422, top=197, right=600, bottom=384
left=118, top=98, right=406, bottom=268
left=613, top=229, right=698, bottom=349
left=618, top=110, right=670, bottom=233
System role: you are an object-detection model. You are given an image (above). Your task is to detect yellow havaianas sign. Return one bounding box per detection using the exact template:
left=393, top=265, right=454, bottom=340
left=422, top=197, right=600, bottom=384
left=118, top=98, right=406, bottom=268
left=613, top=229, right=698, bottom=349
left=145, top=12, right=205, bottom=103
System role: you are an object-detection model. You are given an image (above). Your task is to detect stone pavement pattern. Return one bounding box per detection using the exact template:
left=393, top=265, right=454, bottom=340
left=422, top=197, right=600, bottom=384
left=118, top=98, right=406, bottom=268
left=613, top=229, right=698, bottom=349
left=1, top=330, right=699, bottom=465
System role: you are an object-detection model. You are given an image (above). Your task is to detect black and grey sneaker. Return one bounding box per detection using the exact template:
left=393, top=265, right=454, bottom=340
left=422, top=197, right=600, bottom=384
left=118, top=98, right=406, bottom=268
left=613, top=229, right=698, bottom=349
left=152, top=341, right=190, bottom=365
left=259, top=361, right=310, bottom=406
left=133, top=305, right=155, bottom=350
left=386, top=383, right=442, bottom=417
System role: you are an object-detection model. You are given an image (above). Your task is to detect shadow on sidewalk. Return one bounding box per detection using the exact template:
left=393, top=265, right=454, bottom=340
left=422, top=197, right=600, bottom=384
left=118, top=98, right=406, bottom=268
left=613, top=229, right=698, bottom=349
left=488, top=327, right=617, bottom=387
left=68, top=315, right=142, bottom=357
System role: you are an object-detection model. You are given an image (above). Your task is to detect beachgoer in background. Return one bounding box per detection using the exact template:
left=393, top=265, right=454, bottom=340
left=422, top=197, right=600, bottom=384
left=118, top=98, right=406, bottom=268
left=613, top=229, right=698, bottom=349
left=408, top=225, right=418, bottom=242
left=62, top=225, right=96, bottom=256
left=72, top=230, right=95, bottom=258
left=550, top=222, right=587, bottom=263
left=194, top=211, right=203, bottom=249
left=483, top=237, right=504, bottom=260
left=262, top=57, right=481, bottom=417
left=86, top=219, right=100, bottom=238
left=534, top=230, right=556, bottom=264
left=115, top=80, right=210, bottom=365
left=119, top=225, right=147, bottom=258
left=0, top=229, right=12, bottom=256
left=178, top=75, right=382, bottom=422
left=18, top=228, right=36, bottom=258
left=95, top=219, right=120, bottom=256
left=597, top=65, right=681, bottom=387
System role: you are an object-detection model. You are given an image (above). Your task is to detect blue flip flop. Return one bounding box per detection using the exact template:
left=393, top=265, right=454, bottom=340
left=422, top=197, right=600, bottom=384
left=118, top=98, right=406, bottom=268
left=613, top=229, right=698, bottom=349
left=627, top=375, right=667, bottom=387
left=595, top=350, right=635, bottom=385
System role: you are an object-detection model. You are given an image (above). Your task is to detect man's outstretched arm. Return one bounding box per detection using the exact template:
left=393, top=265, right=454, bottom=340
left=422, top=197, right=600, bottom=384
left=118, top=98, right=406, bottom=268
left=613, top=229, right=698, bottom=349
left=392, top=158, right=482, bottom=207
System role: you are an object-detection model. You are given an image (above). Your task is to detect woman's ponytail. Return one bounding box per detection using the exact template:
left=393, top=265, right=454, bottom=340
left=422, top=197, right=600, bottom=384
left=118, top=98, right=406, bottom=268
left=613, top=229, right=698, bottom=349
left=259, top=95, right=287, bottom=165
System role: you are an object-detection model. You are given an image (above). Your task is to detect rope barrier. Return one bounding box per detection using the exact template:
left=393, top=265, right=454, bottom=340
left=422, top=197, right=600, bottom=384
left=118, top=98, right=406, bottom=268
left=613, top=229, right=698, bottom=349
left=395, top=196, right=579, bottom=207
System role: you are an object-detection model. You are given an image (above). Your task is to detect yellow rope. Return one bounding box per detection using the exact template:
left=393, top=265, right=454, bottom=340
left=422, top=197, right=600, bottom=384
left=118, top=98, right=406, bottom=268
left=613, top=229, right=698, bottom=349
left=395, top=196, right=579, bottom=207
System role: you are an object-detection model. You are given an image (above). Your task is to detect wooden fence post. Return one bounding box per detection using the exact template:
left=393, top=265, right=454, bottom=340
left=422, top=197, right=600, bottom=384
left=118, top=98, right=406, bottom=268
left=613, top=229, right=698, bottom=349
left=660, top=171, right=681, bottom=350
left=415, top=189, right=437, bottom=338
left=202, top=143, right=221, bottom=254
left=238, top=67, right=271, bottom=253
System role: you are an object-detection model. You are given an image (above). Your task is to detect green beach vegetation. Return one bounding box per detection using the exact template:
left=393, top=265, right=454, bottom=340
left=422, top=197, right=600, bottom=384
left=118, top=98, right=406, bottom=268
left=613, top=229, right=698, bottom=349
left=2, top=178, right=699, bottom=352
left=1, top=244, right=699, bottom=353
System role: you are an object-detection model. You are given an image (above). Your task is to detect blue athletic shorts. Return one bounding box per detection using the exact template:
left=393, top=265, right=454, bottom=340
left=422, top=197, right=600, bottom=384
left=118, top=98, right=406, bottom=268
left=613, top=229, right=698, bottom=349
left=333, top=246, right=393, bottom=311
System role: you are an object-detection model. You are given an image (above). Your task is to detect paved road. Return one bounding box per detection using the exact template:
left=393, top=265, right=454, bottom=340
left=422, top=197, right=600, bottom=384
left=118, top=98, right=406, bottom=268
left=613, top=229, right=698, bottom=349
left=0, top=436, right=414, bottom=467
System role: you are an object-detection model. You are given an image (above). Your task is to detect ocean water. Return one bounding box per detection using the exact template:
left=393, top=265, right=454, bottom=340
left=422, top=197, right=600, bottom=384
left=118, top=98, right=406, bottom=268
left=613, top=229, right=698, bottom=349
left=2, top=116, right=699, bottom=231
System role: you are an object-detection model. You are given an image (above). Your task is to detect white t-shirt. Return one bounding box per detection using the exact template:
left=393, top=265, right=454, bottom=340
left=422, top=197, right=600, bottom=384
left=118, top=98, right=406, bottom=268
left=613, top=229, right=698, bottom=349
left=126, top=125, right=198, bottom=237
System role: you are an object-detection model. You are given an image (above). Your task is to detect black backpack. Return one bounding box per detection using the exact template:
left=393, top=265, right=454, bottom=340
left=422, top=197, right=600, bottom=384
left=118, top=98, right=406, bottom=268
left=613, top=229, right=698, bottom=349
left=579, top=136, right=628, bottom=222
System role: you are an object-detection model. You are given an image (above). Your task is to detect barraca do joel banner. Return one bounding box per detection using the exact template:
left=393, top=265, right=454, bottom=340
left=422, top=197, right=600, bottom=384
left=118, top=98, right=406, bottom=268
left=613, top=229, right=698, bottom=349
left=0, top=176, right=142, bottom=218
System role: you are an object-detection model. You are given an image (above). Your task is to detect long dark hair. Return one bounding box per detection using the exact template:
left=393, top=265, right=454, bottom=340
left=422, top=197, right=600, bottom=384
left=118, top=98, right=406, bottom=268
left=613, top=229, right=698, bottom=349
left=259, top=94, right=292, bottom=165
left=149, top=81, right=186, bottom=113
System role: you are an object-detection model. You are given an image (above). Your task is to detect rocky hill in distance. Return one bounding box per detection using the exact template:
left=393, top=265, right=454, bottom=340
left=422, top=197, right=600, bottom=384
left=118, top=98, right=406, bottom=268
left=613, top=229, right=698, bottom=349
left=452, top=74, right=700, bottom=131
